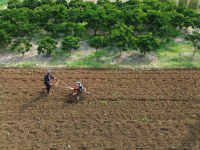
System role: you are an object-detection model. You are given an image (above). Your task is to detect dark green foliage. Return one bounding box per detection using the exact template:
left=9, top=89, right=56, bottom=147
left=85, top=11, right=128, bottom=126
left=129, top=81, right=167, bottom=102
left=68, top=0, right=84, bottom=8
left=22, top=0, right=40, bottom=10
left=61, top=36, right=80, bottom=55
left=82, top=4, right=106, bottom=35
left=186, top=31, right=200, bottom=56
left=10, top=38, right=32, bottom=56
left=97, top=0, right=111, bottom=6
left=111, top=23, right=137, bottom=56
left=40, top=0, right=55, bottom=6
left=68, top=7, right=84, bottom=23
left=137, top=33, right=160, bottom=55
left=73, top=23, right=87, bottom=38
left=0, top=30, right=12, bottom=47
left=7, top=0, right=22, bottom=9
left=37, top=36, right=58, bottom=57
left=87, top=36, right=108, bottom=55
left=7, top=0, right=19, bottom=5
left=55, top=0, right=68, bottom=8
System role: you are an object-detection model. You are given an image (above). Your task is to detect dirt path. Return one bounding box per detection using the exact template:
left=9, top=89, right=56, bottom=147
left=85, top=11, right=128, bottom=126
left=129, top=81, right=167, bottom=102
left=0, top=68, right=200, bottom=149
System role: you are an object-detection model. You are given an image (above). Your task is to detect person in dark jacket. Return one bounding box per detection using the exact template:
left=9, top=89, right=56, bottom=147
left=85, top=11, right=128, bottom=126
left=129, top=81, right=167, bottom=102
left=43, top=71, right=58, bottom=95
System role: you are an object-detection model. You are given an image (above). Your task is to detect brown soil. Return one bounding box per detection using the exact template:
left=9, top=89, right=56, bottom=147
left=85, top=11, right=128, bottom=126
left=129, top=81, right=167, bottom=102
left=0, top=68, right=200, bottom=150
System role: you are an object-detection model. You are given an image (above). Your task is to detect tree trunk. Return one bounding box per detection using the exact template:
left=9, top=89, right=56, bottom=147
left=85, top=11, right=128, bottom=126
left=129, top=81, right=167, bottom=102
left=176, top=0, right=179, bottom=5
left=144, top=50, right=146, bottom=56
left=187, top=0, right=190, bottom=8
left=197, top=0, right=200, bottom=10
left=94, top=28, right=97, bottom=36
left=193, top=47, right=197, bottom=56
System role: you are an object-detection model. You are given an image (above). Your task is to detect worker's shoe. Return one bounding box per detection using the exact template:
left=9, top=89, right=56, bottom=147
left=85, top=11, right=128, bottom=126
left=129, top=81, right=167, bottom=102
left=47, top=90, right=51, bottom=95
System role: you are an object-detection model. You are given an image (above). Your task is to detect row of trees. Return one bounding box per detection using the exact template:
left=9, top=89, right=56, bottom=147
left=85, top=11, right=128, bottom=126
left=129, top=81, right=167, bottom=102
left=0, top=0, right=200, bottom=57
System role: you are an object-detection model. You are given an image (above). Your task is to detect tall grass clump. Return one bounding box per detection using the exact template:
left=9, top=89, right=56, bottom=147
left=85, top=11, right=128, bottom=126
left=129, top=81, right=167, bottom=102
left=179, top=0, right=188, bottom=6
left=156, top=41, right=200, bottom=67
left=188, top=0, right=199, bottom=9
left=157, top=0, right=177, bottom=3
left=16, top=62, right=38, bottom=68
left=0, top=0, right=9, bottom=6
left=64, top=58, right=101, bottom=68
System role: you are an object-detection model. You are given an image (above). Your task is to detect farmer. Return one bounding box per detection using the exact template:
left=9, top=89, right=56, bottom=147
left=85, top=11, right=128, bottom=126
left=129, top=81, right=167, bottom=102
left=70, top=83, right=80, bottom=95
left=43, top=71, right=58, bottom=95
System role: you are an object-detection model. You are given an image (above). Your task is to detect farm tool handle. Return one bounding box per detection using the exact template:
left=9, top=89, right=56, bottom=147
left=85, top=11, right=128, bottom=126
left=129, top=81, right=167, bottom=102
left=55, top=79, right=60, bottom=85
left=55, top=85, right=71, bottom=89
left=53, top=79, right=72, bottom=89
left=61, top=80, right=71, bottom=88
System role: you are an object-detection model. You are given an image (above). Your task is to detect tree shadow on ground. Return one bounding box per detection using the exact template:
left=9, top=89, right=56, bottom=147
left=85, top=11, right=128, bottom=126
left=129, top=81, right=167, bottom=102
left=19, top=93, right=46, bottom=113
left=175, top=115, right=200, bottom=150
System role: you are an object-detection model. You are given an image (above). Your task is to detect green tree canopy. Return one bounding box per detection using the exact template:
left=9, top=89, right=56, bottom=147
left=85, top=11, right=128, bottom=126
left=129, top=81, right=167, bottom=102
left=61, top=36, right=80, bottom=55
left=82, top=5, right=106, bottom=35
left=87, top=36, right=108, bottom=55
left=7, top=0, right=22, bottom=9
left=40, top=0, right=55, bottom=6
left=186, top=31, right=200, bottom=56
left=111, top=23, right=137, bottom=56
left=10, top=38, right=32, bottom=56
left=37, top=36, right=58, bottom=57
left=22, top=0, right=40, bottom=10
left=137, top=32, right=160, bottom=55
left=55, top=0, right=69, bottom=8
left=0, top=30, right=12, bottom=47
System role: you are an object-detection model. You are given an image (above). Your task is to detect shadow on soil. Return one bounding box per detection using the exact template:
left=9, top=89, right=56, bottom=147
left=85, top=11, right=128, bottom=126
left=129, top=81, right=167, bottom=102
left=19, top=94, right=46, bottom=113
left=62, top=94, right=79, bottom=104
left=177, top=116, right=200, bottom=150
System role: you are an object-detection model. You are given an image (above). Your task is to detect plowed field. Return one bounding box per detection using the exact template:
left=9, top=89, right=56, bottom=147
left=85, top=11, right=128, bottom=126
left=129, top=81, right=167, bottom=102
left=0, top=68, right=200, bottom=150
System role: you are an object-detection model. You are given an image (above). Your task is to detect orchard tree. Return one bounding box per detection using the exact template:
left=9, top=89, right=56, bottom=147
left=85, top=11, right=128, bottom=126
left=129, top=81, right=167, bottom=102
left=124, top=8, right=146, bottom=34
left=55, top=0, right=68, bottom=8
left=170, top=12, right=185, bottom=29
left=68, top=0, right=84, bottom=8
left=50, top=5, right=69, bottom=24
left=97, top=0, right=111, bottom=6
left=144, top=10, right=171, bottom=34
left=73, top=23, right=87, bottom=38
left=10, top=38, right=32, bottom=56
left=22, top=0, right=40, bottom=10
left=68, top=7, right=84, bottom=23
left=56, top=22, right=75, bottom=35
left=87, top=36, right=108, bottom=55
left=7, top=0, right=22, bottom=9
left=82, top=5, right=106, bottom=35
left=44, top=22, right=57, bottom=33
left=0, top=30, right=12, bottom=47
left=104, top=4, right=124, bottom=38
left=61, top=36, right=80, bottom=55
left=40, top=0, right=55, bottom=6
left=15, top=22, right=39, bottom=37
left=0, top=20, right=15, bottom=36
left=33, top=5, right=52, bottom=27
left=37, top=36, right=58, bottom=57
left=111, top=23, right=137, bottom=56
left=186, top=32, right=200, bottom=56
left=137, top=33, right=160, bottom=55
